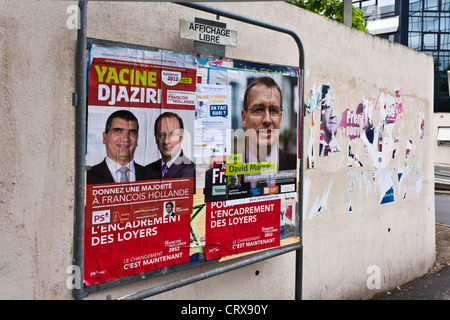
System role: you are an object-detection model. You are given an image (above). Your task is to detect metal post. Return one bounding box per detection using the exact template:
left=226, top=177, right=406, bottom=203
left=136, top=1, right=305, bottom=300
left=74, top=1, right=305, bottom=300
left=174, top=2, right=306, bottom=301
left=117, top=243, right=300, bottom=300
left=296, top=70, right=304, bottom=301
left=398, top=0, right=409, bottom=46
left=73, top=0, right=88, bottom=301
left=447, top=71, right=450, bottom=98
left=343, top=0, right=352, bottom=27
left=176, top=2, right=305, bottom=70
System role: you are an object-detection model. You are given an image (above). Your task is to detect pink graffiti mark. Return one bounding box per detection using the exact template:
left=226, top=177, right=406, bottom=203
left=339, top=108, right=363, bottom=140
left=385, top=89, right=404, bottom=123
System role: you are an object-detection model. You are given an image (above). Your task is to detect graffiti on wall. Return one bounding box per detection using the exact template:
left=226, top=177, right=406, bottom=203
left=304, top=84, right=425, bottom=219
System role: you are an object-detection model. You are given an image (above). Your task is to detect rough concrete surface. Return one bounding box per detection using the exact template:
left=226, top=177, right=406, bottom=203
left=372, top=224, right=450, bottom=300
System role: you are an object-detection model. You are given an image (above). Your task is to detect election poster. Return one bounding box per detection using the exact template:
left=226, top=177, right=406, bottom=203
left=205, top=200, right=281, bottom=259
left=194, top=84, right=232, bottom=160
left=84, top=44, right=197, bottom=285
left=84, top=43, right=300, bottom=286
left=195, top=59, right=299, bottom=260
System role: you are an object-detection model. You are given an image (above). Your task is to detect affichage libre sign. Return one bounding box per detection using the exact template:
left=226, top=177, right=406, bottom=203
left=179, top=19, right=238, bottom=47
left=84, top=44, right=300, bottom=285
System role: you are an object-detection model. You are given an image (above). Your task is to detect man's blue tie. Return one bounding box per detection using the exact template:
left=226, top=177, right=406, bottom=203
left=161, top=163, right=168, bottom=178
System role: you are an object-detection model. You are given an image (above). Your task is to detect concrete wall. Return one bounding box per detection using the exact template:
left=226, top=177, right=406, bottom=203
left=0, top=1, right=435, bottom=300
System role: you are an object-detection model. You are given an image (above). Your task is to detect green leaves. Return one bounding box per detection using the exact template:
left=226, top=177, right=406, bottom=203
left=288, top=0, right=368, bottom=32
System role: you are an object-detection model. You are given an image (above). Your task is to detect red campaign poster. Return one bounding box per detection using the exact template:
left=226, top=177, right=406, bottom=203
left=84, top=178, right=193, bottom=285
left=84, top=44, right=197, bottom=285
left=205, top=199, right=281, bottom=260
left=88, top=57, right=196, bottom=110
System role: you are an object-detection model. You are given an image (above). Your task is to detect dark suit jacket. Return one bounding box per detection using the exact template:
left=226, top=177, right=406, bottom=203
left=145, top=150, right=195, bottom=180
left=87, top=159, right=149, bottom=185
left=242, top=147, right=297, bottom=170
left=277, top=148, right=297, bottom=171
left=203, top=148, right=297, bottom=201
left=238, top=147, right=297, bottom=196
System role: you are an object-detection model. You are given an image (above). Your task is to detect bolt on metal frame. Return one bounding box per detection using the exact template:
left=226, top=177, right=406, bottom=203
left=73, top=1, right=305, bottom=300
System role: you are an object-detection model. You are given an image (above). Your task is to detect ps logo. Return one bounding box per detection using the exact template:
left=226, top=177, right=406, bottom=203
left=92, top=210, right=110, bottom=225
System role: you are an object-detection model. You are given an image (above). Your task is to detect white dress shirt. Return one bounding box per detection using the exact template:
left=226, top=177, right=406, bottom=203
left=105, top=156, right=136, bottom=182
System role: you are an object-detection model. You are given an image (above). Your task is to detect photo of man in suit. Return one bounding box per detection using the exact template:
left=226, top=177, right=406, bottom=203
left=164, top=201, right=175, bottom=217
left=240, top=77, right=297, bottom=189
left=205, top=76, right=297, bottom=200
left=146, top=112, right=195, bottom=179
left=319, top=85, right=341, bottom=157
left=87, top=110, right=149, bottom=185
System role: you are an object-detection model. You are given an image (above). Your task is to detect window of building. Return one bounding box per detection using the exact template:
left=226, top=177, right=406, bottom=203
left=379, top=32, right=396, bottom=41
left=425, top=0, right=440, bottom=10
left=378, top=0, right=396, bottom=17
left=355, top=0, right=397, bottom=18
left=409, top=32, right=422, bottom=48
left=443, top=0, right=450, bottom=10
left=409, top=16, right=422, bottom=31
left=437, top=127, right=450, bottom=146
left=441, top=14, right=450, bottom=31
left=438, top=71, right=450, bottom=93
left=423, top=14, right=440, bottom=31
left=423, top=33, right=438, bottom=49
left=356, top=0, right=450, bottom=112
left=441, top=34, right=450, bottom=50
left=410, top=0, right=423, bottom=12
left=437, top=54, right=450, bottom=69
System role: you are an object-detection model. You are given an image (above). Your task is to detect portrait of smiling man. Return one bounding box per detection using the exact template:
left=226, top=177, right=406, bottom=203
left=146, top=112, right=195, bottom=180
left=241, top=76, right=297, bottom=172
left=87, top=109, right=149, bottom=184
left=235, top=76, right=297, bottom=192
left=205, top=75, right=298, bottom=201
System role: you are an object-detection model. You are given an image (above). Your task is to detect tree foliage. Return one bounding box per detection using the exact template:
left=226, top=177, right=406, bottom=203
left=288, top=0, right=368, bottom=32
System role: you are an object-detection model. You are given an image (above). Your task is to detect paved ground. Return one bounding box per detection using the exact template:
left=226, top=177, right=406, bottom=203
left=372, top=224, right=450, bottom=300
left=436, top=194, right=450, bottom=225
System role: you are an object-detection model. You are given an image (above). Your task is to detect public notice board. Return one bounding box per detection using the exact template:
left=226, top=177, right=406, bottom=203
left=84, top=43, right=300, bottom=286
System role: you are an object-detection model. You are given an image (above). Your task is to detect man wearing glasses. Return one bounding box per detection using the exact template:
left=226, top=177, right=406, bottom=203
left=205, top=76, right=296, bottom=200
left=241, top=77, right=296, bottom=174
left=146, top=112, right=195, bottom=179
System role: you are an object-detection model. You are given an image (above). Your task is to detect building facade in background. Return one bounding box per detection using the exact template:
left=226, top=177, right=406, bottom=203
left=353, top=0, right=450, bottom=112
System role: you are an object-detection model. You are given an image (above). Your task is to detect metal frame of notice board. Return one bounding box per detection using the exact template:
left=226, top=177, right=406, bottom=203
left=73, top=1, right=305, bottom=300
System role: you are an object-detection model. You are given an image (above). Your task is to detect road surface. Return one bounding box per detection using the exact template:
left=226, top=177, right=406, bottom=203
left=435, top=166, right=450, bottom=226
